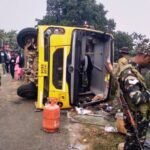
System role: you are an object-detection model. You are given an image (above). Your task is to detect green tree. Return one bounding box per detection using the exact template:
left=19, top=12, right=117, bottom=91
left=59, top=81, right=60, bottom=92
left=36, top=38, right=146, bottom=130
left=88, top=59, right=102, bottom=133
left=5, top=30, right=18, bottom=50
left=114, top=31, right=133, bottom=50
left=113, top=31, right=133, bottom=61
left=38, top=0, right=116, bottom=32
left=0, top=29, right=18, bottom=50
left=130, top=32, right=150, bottom=54
left=0, top=29, right=5, bottom=39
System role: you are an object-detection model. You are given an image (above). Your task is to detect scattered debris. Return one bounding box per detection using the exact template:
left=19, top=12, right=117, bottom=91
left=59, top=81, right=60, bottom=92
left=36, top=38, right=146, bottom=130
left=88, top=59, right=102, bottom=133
left=118, top=142, right=124, bottom=150
left=82, top=138, right=88, bottom=143
left=115, top=111, right=127, bottom=134
left=104, top=125, right=117, bottom=133
left=75, top=107, right=92, bottom=115
left=67, top=144, right=82, bottom=150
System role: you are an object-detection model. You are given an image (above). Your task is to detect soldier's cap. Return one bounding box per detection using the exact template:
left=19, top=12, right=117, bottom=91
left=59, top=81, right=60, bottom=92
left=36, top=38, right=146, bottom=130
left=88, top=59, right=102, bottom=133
left=119, top=47, right=129, bottom=54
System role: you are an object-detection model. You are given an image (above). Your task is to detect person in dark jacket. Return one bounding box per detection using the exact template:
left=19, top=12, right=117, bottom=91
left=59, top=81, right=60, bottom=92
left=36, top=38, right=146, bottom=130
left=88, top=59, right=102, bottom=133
left=0, top=47, right=7, bottom=74
left=4, top=50, right=10, bottom=73
left=9, top=52, right=16, bottom=79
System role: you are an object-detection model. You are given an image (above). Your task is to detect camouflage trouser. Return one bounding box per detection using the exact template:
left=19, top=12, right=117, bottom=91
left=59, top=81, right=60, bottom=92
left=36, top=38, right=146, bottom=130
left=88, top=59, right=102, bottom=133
left=124, top=111, right=149, bottom=150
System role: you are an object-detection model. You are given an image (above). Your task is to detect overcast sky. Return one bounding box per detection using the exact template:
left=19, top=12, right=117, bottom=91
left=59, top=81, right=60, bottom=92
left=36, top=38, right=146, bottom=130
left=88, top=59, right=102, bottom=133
left=0, top=0, right=150, bottom=38
left=0, top=0, right=46, bottom=32
left=98, top=0, right=150, bottom=38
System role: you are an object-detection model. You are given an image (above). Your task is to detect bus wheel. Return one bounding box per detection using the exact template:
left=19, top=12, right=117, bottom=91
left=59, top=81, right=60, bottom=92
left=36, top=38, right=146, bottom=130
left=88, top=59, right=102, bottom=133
left=17, top=82, right=37, bottom=99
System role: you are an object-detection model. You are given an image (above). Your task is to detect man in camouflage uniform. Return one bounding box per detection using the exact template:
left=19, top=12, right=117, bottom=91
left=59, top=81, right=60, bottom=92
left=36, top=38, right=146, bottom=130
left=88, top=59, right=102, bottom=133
left=118, top=48, right=150, bottom=150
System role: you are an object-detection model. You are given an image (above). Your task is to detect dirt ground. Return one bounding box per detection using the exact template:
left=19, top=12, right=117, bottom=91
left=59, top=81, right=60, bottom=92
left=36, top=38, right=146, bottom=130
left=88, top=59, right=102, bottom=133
left=0, top=74, right=131, bottom=150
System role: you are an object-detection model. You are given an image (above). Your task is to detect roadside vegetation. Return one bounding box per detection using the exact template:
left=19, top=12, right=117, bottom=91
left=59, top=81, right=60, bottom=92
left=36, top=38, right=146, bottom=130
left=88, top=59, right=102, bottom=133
left=79, top=124, right=124, bottom=150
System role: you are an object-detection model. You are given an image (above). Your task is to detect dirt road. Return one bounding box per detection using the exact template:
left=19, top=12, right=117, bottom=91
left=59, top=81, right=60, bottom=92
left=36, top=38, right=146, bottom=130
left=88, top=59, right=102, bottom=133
left=0, top=74, right=86, bottom=150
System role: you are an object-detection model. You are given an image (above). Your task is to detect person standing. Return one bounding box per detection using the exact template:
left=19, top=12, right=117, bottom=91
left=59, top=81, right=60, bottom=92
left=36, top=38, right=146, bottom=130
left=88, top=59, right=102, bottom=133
left=93, top=48, right=150, bottom=150
left=4, top=50, right=10, bottom=73
left=0, top=40, right=4, bottom=88
left=0, top=47, right=3, bottom=87
left=117, top=49, right=150, bottom=150
left=9, top=52, right=16, bottom=79
left=14, top=52, right=23, bottom=80
left=0, top=47, right=6, bottom=75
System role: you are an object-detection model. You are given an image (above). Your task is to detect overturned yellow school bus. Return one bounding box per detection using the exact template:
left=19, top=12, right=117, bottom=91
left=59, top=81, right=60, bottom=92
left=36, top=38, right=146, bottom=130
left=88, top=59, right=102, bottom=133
left=17, top=25, right=114, bottom=109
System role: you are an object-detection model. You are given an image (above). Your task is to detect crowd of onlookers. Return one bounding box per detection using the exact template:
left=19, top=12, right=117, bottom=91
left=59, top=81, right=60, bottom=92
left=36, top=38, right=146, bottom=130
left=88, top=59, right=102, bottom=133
left=0, top=44, right=24, bottom=81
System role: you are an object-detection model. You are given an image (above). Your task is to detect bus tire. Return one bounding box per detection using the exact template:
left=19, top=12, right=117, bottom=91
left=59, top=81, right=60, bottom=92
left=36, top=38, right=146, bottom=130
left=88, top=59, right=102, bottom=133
left=17, top=82, right=37, bottom=99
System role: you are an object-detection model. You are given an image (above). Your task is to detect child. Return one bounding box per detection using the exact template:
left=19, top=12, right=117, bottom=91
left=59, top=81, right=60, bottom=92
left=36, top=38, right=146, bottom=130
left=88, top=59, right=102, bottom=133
left=14, top=52, right=23, bottom=80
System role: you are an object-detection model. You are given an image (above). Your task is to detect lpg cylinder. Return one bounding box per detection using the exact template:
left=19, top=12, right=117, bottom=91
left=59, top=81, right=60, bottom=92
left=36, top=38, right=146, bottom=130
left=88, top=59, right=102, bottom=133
left=43, top=98, right=60, bottom=133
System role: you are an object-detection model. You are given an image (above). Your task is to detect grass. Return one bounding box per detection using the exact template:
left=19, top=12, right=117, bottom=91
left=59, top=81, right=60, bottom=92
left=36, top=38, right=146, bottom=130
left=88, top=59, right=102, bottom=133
left=79, top=124, right=125, bottom=150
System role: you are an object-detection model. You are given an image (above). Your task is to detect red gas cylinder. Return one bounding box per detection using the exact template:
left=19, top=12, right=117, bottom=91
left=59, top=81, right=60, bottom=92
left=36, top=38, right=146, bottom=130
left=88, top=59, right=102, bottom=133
left=43, top=98, right=60, bottom=133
